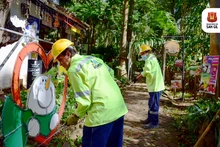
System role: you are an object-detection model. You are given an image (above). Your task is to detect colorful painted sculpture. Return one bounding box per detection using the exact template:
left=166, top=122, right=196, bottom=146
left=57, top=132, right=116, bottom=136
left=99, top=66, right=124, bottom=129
left=2, top=43, right=68, bottom=146
left=26, top=75, right=58, bottom=137
left=1, top=75, right=59, bottom=147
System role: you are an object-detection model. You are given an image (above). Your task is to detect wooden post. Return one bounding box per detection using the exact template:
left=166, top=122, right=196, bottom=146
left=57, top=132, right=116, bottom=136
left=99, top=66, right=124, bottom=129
left=210, top=0, right=220, bottom=99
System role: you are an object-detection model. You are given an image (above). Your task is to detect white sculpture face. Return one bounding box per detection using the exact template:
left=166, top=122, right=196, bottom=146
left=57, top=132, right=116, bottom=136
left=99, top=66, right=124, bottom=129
left=27, top=75, right=56, bottom=115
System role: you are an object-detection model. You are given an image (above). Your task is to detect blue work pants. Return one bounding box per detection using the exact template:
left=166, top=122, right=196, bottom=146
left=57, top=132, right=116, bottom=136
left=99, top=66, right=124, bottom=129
left=82, top=116, right=124, bottom=147
left=147, top=91, right=163, bottom=125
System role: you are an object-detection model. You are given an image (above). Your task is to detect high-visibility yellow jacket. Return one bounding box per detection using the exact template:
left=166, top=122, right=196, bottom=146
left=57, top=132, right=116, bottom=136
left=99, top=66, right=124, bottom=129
left=67, top=54, right=128, bottom=127
left=141, top=54, right=165, bottom=92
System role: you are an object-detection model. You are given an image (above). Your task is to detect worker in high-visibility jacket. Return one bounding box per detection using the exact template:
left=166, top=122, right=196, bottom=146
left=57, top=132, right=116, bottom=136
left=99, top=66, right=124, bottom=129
left=133, top=44, right=165, bottom=129
left=52, top=39, right=128, bottom=147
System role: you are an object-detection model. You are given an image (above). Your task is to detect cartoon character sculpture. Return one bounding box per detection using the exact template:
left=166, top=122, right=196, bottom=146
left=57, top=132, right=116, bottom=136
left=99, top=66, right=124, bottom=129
left=26, top=75, right=59, bottom=137
left=1, top=75, right=59, bottom=147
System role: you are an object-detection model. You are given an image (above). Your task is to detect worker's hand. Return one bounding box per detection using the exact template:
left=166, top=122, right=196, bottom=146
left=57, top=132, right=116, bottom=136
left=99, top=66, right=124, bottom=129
left=65, top=114, right=79, bottom=126
left=132, top=77, right=137, bottom=83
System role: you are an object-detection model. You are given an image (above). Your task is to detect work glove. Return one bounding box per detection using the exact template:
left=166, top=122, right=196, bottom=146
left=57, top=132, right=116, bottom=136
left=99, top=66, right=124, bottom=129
left=132, top=77, right=137, bottom=83
left=65, top=114, right=79, bottom=126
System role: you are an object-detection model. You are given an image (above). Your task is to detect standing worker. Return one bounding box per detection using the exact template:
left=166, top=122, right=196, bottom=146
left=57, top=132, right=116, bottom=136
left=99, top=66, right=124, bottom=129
left=51, top=39, right=128, bottom=147
left=133, top=44, right=164, bottom=129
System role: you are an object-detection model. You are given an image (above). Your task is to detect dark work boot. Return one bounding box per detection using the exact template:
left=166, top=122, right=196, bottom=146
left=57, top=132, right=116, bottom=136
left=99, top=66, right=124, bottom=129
left=143, top=124, right=158, bottom=129
left=140, top=119, right=151, bottom=124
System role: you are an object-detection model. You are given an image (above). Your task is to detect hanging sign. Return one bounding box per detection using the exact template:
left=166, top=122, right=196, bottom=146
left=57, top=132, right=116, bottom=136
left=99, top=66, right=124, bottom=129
left=189, top=66, right=202, bottom=76
left=171, top=80, right=182, bottom=89
left=174, top=59, right=183, bottom=67
left=199, top=55, right=220, bottom=94
left=164, top=40, right=180, bottom=56
left=42, top=12, right=52, bottom=28
left=27, top=59, right=42, bottom=89
left=25, top=15, right=40, bottom=43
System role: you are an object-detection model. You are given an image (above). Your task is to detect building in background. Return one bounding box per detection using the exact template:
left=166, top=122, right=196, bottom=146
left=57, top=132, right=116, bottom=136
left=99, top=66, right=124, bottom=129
left=0, top=0, right=89, bottom=89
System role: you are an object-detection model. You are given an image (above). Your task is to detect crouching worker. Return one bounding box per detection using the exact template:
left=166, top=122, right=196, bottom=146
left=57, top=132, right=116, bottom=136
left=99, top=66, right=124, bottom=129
left=52, top=39, right=128, bottom=147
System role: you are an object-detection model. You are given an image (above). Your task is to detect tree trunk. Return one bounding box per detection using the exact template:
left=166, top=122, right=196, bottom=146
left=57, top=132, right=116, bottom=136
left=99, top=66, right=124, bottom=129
left=171, top=0, right=175, bottom=15
left=180, top=0, right=186, bottom=35
left=87, top=19, right=92, bottom=54
left=119, top=0, right=129, bottom=77
left=127, top=0, right=134, bottom=80
left=210, top=0, right=220, bottom=55
left=210, top=0, right=220, bottom=98
left=127, top=0, right=134, bottom=44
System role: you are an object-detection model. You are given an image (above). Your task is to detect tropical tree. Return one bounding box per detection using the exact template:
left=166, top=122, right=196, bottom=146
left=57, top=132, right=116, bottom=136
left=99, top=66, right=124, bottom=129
left=61, top=0, right=178, bottom=75
left=60, top=0, right=212, bottom=86
left=119, top=0, right=129, bottom=77
left=127, top=0, right=179, bottom=80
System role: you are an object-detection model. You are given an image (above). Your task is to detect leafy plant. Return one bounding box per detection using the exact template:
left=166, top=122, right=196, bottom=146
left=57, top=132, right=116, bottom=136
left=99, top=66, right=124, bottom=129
left=46, top=67, right=77, bottom=122
left=134, top=60, right=145, bottom=72
left=174, top=98, right=220, bottom=146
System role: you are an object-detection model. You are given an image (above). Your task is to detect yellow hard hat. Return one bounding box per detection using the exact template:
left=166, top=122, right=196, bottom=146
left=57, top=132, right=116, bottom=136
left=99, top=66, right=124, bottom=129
left=140, top=44, right=152, bottom=53
left=52, top=39, right=74, bottom=62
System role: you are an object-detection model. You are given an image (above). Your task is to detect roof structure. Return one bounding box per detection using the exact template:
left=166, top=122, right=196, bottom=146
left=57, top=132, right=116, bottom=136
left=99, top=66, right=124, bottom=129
left=31, top=0, right=90, bottom=31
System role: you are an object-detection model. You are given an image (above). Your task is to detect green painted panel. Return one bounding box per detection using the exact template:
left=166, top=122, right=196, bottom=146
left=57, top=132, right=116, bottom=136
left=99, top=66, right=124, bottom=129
left=2, top=96, right=28, bottom=147
left=35, top=107, right=57, bottom=136
left=2, top=97, right=23, bottom=136
left=3, top=126, right=27, bottom=147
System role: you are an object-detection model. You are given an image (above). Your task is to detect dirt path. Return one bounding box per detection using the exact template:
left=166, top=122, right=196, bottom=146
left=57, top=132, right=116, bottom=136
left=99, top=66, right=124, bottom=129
left=123, top=82, right=182, bottom=147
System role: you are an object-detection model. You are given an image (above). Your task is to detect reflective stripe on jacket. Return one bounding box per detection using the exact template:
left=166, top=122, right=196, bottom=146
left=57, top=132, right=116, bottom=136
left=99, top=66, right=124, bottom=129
left=67, top=54, right=128, bottom=127
left=141, top=54, right=165, bottom=92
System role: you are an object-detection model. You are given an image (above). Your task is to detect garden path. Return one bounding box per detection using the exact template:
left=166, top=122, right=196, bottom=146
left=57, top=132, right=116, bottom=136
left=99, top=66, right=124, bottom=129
left=123, top=82, right=185, bottom=147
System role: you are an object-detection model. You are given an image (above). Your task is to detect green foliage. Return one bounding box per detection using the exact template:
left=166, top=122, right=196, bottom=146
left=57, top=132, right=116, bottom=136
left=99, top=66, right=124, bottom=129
left=172, top=98, right=220, bottom=146
left=175, top=98, right=220, bottom=134
left=90, top=54, right=104, bottom=60
left=46, top=67, right=77, bottom=122
left=134, top=60, right=144, bottom=72
left=20, top=90, right=28, bottom=107
left=48, top=131, right=75, bottom=147
left=74, top=136, right=82, bottom=147
left=91, top=45, right=120, bottom=62
left=60, top=0, right=210, bottom=83
left=116, top=75, right=129, bottom=85
left=174, top=0, right=210, bottom=67
left=62, top=0, right=123, bottom=49
left=132, top=0, right=179, bottom=48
